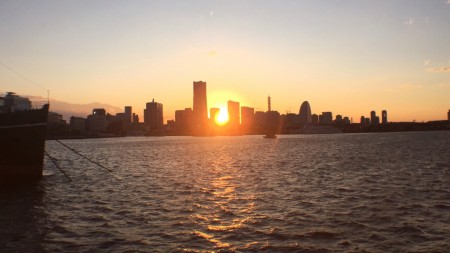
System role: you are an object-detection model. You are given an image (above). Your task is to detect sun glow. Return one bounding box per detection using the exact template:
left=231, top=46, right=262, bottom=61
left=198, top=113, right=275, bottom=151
left=214, top=107, right=229, bottom=126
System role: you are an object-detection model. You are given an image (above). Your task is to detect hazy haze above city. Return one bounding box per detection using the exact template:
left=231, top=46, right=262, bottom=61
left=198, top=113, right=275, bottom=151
left=1, top=0, right=449, bottom=122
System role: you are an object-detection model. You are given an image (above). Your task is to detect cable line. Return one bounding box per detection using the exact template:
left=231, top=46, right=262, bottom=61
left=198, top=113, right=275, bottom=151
left=45, top=150, right=72, bottom=181
left=55, top=139, right=112, bottom=172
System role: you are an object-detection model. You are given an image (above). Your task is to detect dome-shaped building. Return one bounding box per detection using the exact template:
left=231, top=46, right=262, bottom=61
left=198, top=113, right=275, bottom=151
left=299, top=101, right=312, bottom=125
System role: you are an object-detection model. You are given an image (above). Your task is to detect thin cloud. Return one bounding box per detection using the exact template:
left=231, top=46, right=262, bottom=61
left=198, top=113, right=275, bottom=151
left=424, top=60, right=430, bottom=66
left=404, top=17, right=414, bottom=25
left=426, top=66, right=450, bottom=72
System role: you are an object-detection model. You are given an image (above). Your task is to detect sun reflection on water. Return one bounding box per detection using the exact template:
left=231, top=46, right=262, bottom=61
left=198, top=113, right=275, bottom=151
left=188, top=159, right=256, bottom=251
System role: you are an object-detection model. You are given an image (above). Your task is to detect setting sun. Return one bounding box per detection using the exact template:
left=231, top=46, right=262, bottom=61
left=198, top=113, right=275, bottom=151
left=214, top=107, right=229, bottom=126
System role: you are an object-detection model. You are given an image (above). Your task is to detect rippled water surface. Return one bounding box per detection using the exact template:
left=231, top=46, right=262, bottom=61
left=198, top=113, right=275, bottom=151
left=1, top=131, right=450, bottom=252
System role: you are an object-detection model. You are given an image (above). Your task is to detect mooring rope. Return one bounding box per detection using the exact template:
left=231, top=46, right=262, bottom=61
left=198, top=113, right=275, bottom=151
left=44, top=150, right=72, bottom=181
left=54, top=139, right=112, bottom=172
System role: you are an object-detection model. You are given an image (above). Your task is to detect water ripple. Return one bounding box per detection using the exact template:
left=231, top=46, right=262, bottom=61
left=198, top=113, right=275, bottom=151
left=1, top=132, right=449, bottom=252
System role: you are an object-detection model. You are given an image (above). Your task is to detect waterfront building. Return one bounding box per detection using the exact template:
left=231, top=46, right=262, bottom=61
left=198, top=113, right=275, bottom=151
left=370, top=111, right=378, bottom=125
left=115, top=112, right=126, bottom=121
left=312, top=114, right=319, bottom=124
left=184, top=108, right=194, bottom=134
left=320, top=112, right=333, bottom=124
left=144, top=99, right=163, bottom=134
left=265, top=110, right=280, bottom=136
left=193, top=81, right=208, bottom=132
left=87, top=108, right=107, bottom=133
left=382, top=110, right=387, bottom=124
left=70, top=116, right=87, bottom=132
left=210, top=108, right=220, bottom=122
left=241, top=106, right=255, bottom=133
left=132, top=113, right=139, bottom=124
left=283, top=113, right=299, bottom=131
left=254, top=111, right=266, bottom=133
left=47, top=112, right=65, bottom=125
left=175, top=110, right=185, bottom=132
left=299, top=101, right=312, bottom=125
left=343, top=117, right=350, bottom=124
left=227, top=100, right=240, bottom=128
left=124, top=106, right=132, bottom=124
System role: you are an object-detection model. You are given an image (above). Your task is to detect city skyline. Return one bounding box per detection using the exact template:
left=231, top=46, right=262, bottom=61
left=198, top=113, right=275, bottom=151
left=1, top=1, right=449, bottom=122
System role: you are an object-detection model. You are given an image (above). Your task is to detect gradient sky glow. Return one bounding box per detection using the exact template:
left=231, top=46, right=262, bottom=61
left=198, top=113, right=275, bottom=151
left=1, top=0, right=449, bottom=122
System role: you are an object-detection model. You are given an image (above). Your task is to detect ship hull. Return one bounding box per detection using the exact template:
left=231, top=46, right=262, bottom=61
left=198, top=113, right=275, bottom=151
left=0, top=105, right=49, bottom=182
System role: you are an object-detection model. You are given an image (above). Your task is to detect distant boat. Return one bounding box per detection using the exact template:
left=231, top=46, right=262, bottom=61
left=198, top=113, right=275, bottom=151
left=263, top=133, right=277, bottom=139
left=0, top=92, right=49, bottom=182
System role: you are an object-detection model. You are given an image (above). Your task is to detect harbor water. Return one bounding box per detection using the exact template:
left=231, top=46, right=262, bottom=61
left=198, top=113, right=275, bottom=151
left=1, top=131, right=449, bottom=252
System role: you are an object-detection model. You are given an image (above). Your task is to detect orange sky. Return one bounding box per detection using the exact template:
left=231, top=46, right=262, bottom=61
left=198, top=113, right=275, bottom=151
left=1, top=1, right=449, bottom=122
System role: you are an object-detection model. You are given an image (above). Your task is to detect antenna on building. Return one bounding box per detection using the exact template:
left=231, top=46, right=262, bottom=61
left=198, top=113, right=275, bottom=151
left=268, top=96, right=271, bottom=112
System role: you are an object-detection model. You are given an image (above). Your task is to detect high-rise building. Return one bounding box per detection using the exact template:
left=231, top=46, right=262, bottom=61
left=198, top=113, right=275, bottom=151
left=132, top=113, right=139, bottom=123
left=370, top=111, right=378, bottom=125
left=312, top=114, right=319, bottom=124
left=241, top=106, right=254, bottom=133
left=299, top=101, right=312, bottom=125
left=227, top=100, right=240, bottom=128
left=124, top=106, right=132, bottom=124
left=184, top=108, right=194, bottom=133
left=210, top=108, right=220, bottom=121
left=175, top=110, right=185, bottom=132
left=193, top=81, right=208, bottom=131
left=254, top=111, right=266, bottom=133
left=448, top=109, right=450, bottom=121
left=343, top=117, right=350, bottom=124
left=144, top=99, right=163, bottom=133
left=320, top=112, right=333, bottom=124
left=382, top=110, right=387, bottom=124
left=87, top=108, right=107, bottom=133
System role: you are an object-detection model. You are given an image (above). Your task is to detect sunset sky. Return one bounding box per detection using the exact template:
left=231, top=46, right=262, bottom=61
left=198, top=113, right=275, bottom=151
left=1, top=0, right=449, bottom=122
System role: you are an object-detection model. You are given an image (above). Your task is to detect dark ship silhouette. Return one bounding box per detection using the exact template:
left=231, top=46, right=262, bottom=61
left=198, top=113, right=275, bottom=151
left=0, top=92, right=49, bottom=182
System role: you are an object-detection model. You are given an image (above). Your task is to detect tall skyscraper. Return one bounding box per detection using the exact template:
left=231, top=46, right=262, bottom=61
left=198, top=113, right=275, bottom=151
left=382, top=110, right=387, bottom=124
left=370, top=111, right=378, bottom=125
left=124, top=106, right=132, bottom=124
left=193, top=81, right=208, bottom=131
left=144, top=99, right=163, bottom=133
left=227, top=100, right=240, bottom=128
left=299, top=101, right=312, bottom=125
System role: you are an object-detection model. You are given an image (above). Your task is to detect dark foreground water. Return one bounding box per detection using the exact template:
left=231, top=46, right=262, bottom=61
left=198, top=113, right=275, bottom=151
left=1, top=131, right=450, bottom=252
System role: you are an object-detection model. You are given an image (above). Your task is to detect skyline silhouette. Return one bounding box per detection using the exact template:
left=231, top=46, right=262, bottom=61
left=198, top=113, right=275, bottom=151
left=22, top=79, right=447, bottom=138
